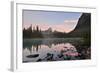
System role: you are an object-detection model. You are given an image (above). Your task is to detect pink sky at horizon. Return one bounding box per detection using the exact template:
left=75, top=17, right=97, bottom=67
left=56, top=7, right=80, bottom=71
left=23, top=10, right=82, bottom=33
left=23, top=19, right=78, bottom=33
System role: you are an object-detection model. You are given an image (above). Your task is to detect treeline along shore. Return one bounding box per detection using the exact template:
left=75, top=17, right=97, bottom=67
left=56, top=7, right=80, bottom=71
left=23, top=13, right=91, bottom=46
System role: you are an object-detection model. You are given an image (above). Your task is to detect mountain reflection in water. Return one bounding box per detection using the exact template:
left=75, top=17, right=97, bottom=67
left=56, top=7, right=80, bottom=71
left=23, top=38, right=90, bottom=63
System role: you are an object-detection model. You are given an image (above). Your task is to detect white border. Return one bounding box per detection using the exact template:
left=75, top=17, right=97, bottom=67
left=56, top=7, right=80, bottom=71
left=11, top=1, right=97, bottom=71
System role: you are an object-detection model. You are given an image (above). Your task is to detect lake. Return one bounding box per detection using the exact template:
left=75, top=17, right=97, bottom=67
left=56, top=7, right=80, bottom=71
left=23, top=38, right=91, bottom=63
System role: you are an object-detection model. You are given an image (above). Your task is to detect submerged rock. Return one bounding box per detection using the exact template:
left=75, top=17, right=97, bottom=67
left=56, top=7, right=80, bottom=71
left=37, top=59, right=42, bottom=62
left=45, top=53, right=54, bottom=61
left=26, top=54, right=39, bottom=58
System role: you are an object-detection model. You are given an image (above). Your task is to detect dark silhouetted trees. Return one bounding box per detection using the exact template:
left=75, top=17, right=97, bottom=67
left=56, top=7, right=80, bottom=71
left=23, top=25, right=43, bottom=38
left=23, top=24, right=70, bottom=38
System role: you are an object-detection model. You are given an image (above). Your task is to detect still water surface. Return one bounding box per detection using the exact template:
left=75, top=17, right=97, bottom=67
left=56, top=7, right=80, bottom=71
left=23, top=38, right=86, bottom=62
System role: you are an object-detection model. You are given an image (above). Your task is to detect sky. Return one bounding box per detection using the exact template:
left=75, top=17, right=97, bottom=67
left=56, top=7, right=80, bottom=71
left=23, top=10, right=82, bottom=33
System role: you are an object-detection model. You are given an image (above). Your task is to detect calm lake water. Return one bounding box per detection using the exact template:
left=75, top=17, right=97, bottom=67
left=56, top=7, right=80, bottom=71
left=23, top=38, right=90, bottom=63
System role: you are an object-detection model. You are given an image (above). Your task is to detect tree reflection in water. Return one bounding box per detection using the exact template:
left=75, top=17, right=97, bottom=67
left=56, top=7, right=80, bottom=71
left=23, top=38, right=90, bottom=63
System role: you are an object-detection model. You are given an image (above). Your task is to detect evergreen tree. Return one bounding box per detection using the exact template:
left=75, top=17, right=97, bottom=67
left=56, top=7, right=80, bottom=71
left=36, top=25, right=39, bottom=32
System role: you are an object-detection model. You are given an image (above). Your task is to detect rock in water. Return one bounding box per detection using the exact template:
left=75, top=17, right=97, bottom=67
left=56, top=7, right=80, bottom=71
left=26, top=54, right=39, bottom=58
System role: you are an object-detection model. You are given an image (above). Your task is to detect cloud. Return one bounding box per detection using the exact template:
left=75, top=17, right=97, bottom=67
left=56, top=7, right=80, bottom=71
left=64, top=19, right=78, bottom=25
left=23, top=19, right=79, bottom=33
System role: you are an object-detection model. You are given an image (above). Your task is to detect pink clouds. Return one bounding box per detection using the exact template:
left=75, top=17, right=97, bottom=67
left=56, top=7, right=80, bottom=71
left=23, top=19, right=78, bottom=33
left=64, top=19, right=78, bottom=25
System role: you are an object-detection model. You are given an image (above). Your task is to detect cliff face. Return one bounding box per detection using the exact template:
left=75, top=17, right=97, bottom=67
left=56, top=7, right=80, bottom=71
left=69, top=13, right=91, bottom=37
